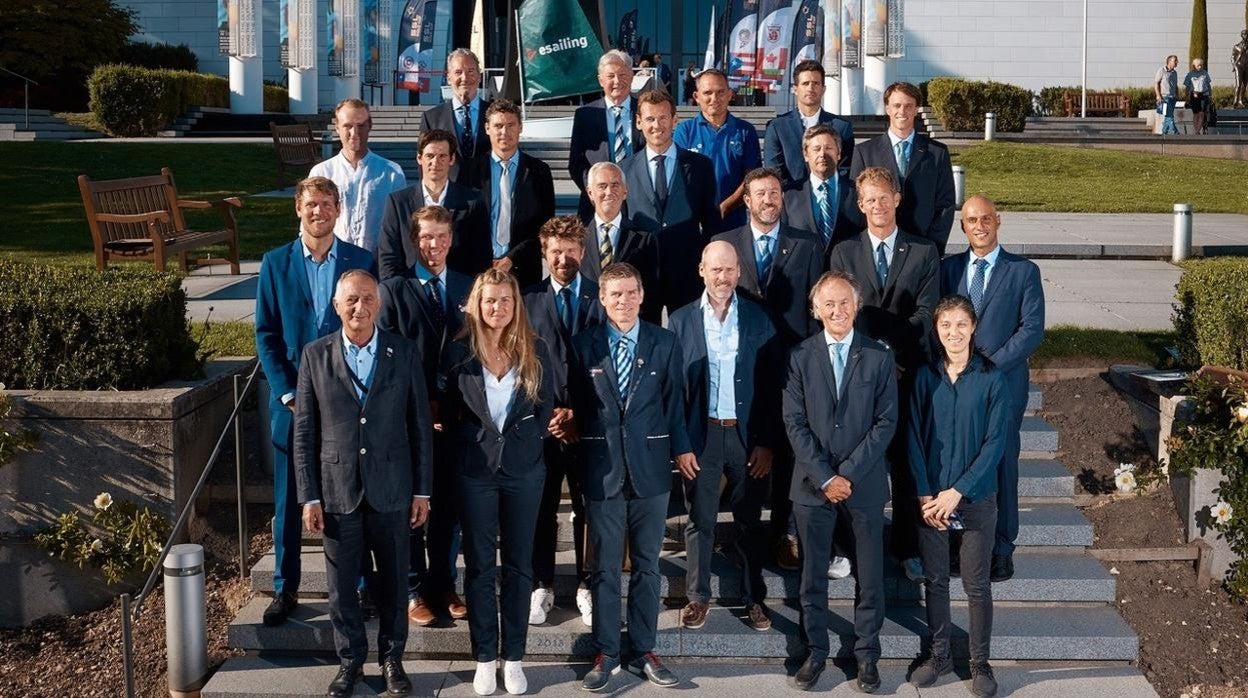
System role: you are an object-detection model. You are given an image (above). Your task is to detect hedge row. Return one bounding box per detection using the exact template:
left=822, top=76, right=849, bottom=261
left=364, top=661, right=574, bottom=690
left=1173, top=258, right=1248, bottom=371
left=1035, top=85, right=1239, bottom=117
left=88, top=65, right=288, bottom=137
left=925, top=78, right=1032, bottom=132
left=0, top=262, right=199, bottom=390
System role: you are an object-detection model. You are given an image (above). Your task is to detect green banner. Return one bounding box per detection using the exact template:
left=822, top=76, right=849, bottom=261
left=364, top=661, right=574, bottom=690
left=518, top=0, right=605, bottom=102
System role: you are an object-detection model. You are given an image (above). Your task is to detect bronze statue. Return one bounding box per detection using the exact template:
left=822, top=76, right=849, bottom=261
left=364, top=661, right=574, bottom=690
left=1234, top=29, right=1248, bottom=108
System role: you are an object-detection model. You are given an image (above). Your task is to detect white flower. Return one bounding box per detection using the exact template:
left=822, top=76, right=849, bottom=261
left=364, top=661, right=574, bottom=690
left=1234, top=404, right=1248, bottom=424
left=90, top=539, right=104, bottom=553
left=93, top=492, right=113, bottom=510
left=1115, top=471, right=1137, bottom=493
left=0, top=382, right=6, bottom=391
left=1212, top=501, right=1233, bottom=525
left=1113, top=462, right=1135, bottom=476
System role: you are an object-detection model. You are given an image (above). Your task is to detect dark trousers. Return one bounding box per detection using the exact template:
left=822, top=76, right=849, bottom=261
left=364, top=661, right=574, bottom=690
left=918, top=497, right=997, bottom=662
left=683, top=424, right=769, bottom=604
left=457, top=468, right=546, bottom=662
left=994, top=403, right=1025, bottom=557
left=794, top=501, right=886, bottom=664
left=409, top=452, right=461, bottom=600
left=532, top=439, right=588, bottom=588
left=269, top=403, right=301, bottom=596
left=889, top=384, right=921, bottom=560
left=323, top=501, right=409, bottom=667
left=586, top=482, right=669, bottom=659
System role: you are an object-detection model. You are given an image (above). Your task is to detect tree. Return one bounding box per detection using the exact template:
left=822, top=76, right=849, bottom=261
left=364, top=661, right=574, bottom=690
left=1190, top=0, right=1208, bottom=64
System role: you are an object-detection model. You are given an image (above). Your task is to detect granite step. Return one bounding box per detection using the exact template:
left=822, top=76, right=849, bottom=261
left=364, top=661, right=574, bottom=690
left=1017, top=458, right=1074, bottom=497
left=1019, top=415, right=1058, bottom=453
left=227, top=598, right=1138, bottom=661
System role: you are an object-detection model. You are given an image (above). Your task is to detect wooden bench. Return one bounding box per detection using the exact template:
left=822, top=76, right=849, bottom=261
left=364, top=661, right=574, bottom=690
left=77, top=167, right=242, bottom=274
left=1064, top=91, right=1131, bottom=117
left=270, top=122, right=322, bottom=188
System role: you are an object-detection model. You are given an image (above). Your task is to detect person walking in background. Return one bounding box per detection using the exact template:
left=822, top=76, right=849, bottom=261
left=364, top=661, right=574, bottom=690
left=1155, top=54, right=1181, bottom=135
left=683, top=62, right=698, bottom=105
left=1184, top=58, right=1212, bottom=135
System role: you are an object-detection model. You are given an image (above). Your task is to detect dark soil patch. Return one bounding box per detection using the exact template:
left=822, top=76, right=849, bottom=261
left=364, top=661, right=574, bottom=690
left=1043, top=374, right=1160, bottom=495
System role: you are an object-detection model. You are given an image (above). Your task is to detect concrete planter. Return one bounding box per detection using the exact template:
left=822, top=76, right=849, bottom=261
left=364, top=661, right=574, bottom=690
left=0, top=358, right=254, bottom=627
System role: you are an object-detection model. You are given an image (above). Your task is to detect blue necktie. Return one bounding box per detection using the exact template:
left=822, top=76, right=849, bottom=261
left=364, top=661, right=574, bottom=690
left=817, top=181, right=835, bottom=245
left=558, top=287, right=574, bottom=333
left=653, top=155, right=668, bottom=208
left=895, top=140, right=910, bottom=179
left=613, top=336, right=633, bottom=400
left=831, top=342, right=846, bottom=398
left=426, top=276, right=446, bottom=333
left=969, top=258, right=988, bottom=315
left=756, top=235, right=774, bottom=284
left=612, top=106, right=629, bottom=163
left=875, top=241, right=889, bottom=288
left=458, top=105, right=474, bottom=159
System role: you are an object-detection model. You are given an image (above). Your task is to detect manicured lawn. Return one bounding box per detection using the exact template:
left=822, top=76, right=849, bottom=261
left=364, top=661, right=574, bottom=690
left=193, top=319, right=256, bottom=359
left=1031, top=325, right=1177, bottom=368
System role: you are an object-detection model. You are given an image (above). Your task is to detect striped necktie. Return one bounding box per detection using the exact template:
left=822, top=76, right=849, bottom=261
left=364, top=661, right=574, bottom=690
left=599, top=222, right=615, bottom=269
left=817, top=181, right=835, bottom=245
left=613, top=335, right=633, bottom=400
left=612, top=105, right=629, bottom=163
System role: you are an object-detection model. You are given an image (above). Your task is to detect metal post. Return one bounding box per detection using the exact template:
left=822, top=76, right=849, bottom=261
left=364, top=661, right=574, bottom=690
left=164, top=544, right=208, bottom=698
left=120, top=593, right=136, bottom=698
left=233, top=374, right=249, bottom=580
left=952, top=166, right=966, bottom=209
left=1081, top=0, right=1088, bottom=118
left=984, top=112, right=997, bottom=141
left=1173, top=203, right=1193, bottom=262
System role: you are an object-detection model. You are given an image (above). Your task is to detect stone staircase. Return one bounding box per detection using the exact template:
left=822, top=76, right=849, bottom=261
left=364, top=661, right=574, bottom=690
left=0, top=107, right=103, bottom=141
left=203, top=383, right=1146, bottom=696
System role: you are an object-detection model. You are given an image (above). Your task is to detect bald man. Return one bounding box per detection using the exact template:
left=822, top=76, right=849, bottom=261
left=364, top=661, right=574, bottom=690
left=668, top=241, right=784, bottom=632
left=940, top=196, right=1044, bottom=582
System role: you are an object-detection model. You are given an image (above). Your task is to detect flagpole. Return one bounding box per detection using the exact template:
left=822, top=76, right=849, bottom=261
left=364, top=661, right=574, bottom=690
left=514, top=8, right=528, bottom=120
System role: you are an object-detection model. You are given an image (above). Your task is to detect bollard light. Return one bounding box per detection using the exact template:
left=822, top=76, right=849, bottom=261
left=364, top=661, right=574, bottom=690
left=165, top=544, right=208, bottom=698
left=1173, top=203, right=1193, bottom=263
left=984, top=112, right=997, bottom=141
left=952, top=166, right=966, bottom=209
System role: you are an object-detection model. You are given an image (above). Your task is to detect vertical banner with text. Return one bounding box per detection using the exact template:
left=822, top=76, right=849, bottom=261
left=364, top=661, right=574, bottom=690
left=790, top=0, right=822, bottom=74
left=518, top=0, right=605, bottom=102
left=327, top=0, right=344, bottom=75
left=841, top=0, right=860, bottom=69
left=396, top=0, right=440, bottom=92
left=886, top=0, right=905, bottom=58
left=755, top=0, right=793, bottom=90
left=823, top=0, right=841, bottom=78
left=863, top=0, right=887, bottom=57
left=725, top=0, right=759, bottom=88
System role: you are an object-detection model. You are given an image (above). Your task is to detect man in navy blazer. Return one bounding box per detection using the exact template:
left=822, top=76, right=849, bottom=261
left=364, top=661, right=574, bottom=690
left=521, top=216, right=607, bottom=627
left=940, top=196, right=1045, bottom=582
left=568, top=263, right=695, bottom=691
left=568, top=49, right=644, bottom=218
left=255, top=176, right=377, bottom=627
left=764, top=59, right=854, bottom=188
left=669, top=241, right=782, bottom=632
left=849, top=82, right=956, bottom=254
left=579, top=161, right=661, bottom=323
left=784, top=271, right=897, bottom=693
left=781, top=124, right=863, bottom=255
left=619, top=89, right=722, bottom=314
left=420, top=48, right=491, bottom=186
left=377, top=129, right=490, bottom=280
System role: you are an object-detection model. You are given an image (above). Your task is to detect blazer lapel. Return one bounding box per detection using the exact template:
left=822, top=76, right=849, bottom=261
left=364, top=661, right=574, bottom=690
left=596, top=330, right=625, bottom=411
left=770, top=229, right=798, bottom=285
left=362, top=337, right=396, bottom=411
left=575, top=282, right=597, bottom=334
left=860, top=233, right=884, bottom=295
left=461, top=360, right=496, bottom=434
left=286, top=241, right=316, bottom=324
left=815, top=333, right=839, bottom=408
left=978, top=251, right=1009, bottom=313
left=735, top=230, right=762, bottom=296
left=882, top=238, right=910, bottom=297
left=624, top=325, right=654, bottom=412
left=329, top=338, right=363, bottom=406
left=953, top=251, right=971, bottom=296
left=836, top=334, right=866, bottom=412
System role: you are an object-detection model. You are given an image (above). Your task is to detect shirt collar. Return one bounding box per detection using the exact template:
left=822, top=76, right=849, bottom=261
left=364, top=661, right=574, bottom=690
left=492, top=150, right=518, bottom=167
left=645, top=143, right=678, bottom=162
left=605, top=96, right=630, bottom=110
left=594, top=212, right=624, bottom=231
left=971, top=245, right=1002, bottom=267
left=750, top=222, right=781, bottom=242
left=810, top=172, right=830, bottom=190
left=869, top=228, right=900, bottom=251
left=699, top=291, right=737, bottom=318
left=451, top=94, right=478, bottom=111
left=823, top=327, right=855, bottom=348
left=341, top=327, right=379, bottom=355
left=887, top=129, right=916, bottom=149
left=550, top=273, right=581, bottom=296
left=413, top=261, right=447, bottom=284
left=607, top=320, right=641, bottom=346
left=421, top=179, right=447, bottom=204
left=301, top=236, right=339, bottom=263
left=335, top=149, right=375, bottom=171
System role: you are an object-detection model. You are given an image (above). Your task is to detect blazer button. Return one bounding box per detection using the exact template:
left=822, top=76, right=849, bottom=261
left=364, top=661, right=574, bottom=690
left=359, top=447, right=367, bottom=455
left=834, top=424, right=840, bottom=429
left=360, top=417, right=367, bottom=424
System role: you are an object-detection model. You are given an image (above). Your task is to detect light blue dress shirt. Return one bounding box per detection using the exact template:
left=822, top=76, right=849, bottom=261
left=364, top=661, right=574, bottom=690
left=868, top=228, right=899, bottom=268
left=701, top=292, right=739, bottom=420
left=341, top=328, right=378, bottom=401
left=964, top=244, right=1001, bottom=291
left=644, top=143, right=678, bottom=193
left=606, top=321, right=641, bottom=366
left=820, top=327, right=855, bottom=489
left=484, top=366, right=518, bottom=432
left=489, top=151, right=518, bottom=258
left=413, top=261, right=449, bottom=313
left=302, top=237, right=339, bottom=328
left=452, top=95, right=481, bottom=141
left=550, top=273, right=581, bottom=322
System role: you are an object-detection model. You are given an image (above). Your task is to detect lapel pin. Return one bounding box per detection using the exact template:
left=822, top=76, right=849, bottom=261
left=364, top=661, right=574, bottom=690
left=636, top=357, right=645, bottom=367
left=385, top=346, right=394, bottom=358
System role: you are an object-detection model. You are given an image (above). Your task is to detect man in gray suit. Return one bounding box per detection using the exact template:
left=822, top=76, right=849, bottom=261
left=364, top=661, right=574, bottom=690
left=295, top=270, right=434, bottom=698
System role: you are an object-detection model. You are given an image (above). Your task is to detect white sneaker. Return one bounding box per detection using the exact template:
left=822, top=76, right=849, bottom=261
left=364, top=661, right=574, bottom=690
left=528, top=587, right=554, bottom=625
left=503, top=660, right=528, bottom=695
left=827, top=556, right=852, bottom=579
left=575, top=587, right=593, bottom=627
left=473, top=660, right=497, bottom=695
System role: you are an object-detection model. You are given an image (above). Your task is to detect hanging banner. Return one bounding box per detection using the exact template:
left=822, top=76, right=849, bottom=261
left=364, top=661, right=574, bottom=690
left=327, top=0, right=345, bottom=76
left=756, top=0, right=793, bottom=89
left=616, top=9, right=639, bottom=60
left=841, top=0, right=860, bottom=69
left=725, top=0, right=759, bottom=88
left=863, top=0, right=887, bottom=57
left=886, top=0, right=905, bottom=58
left=790, top=0, right=822, bottom=74
left=518, top=0, right=606, bottom=102
left=396, top=0, right=438, bottom=92
left=702, top=5, right=717, bottom=71
left=823, top=0, right=840, bottom=78
left=280, top=0, right=293, bottom=67
left=363, top=0, right=381, bottom=83
left=218, top=0, right=232, bottom=55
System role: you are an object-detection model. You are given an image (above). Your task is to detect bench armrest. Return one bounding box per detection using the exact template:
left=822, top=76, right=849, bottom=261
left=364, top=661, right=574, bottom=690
left=96, top=210, right=172, bottom=225
left=179, top=197, right=243, bottom=210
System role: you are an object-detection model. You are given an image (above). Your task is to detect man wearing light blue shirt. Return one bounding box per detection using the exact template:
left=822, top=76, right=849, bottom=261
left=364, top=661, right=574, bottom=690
left=421, top=49, right=491, bottom=185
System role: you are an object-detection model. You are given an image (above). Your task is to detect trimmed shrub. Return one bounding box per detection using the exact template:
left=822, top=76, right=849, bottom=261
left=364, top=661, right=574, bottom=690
left=1037, top=84, right=1237, bottom=117
left=0, top=262, right=199, bottom=390
left=264, top=84, right=289, bottom=113
left=1173, top=258, right=1248, bottom=371
left=924, top=77, right=1032, bottom=132
left=117, top=41, right=199, bottom=71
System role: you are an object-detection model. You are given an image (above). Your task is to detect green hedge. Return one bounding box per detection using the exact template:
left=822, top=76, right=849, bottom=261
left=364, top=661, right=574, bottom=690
left=88, top=65, right=289, bottom=137
left=0, top=262, right=199, bottom=390
left=1037, top=84, right=1238, bottom=117
left=925, top=77, right=1031, bottom=132
left=1173, top=258, right=1248, bottom=370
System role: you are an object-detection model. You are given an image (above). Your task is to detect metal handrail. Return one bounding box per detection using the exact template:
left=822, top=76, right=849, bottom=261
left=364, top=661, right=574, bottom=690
left=0, top=65, right=38, bottom=129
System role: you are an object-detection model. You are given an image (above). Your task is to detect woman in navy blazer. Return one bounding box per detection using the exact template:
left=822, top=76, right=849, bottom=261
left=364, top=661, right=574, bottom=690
left=441, top=269, right=554, bottom=696
left=906, top=295, right=1010, bottom=697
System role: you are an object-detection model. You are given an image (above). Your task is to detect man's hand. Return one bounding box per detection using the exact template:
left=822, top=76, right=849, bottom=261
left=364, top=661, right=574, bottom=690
left=302, top=502, right=324, bottom=533
left=430, top=400, right=443, bottom=433
left=747, top=447, right=773, bottom=479
left=548, top=408, right=579, bottom=443
left=822, top=475, right=852, bottom=503
left=287, top=400, right=297, bottom=414
left=675, top=452, right=700, bottom=480
left=918, top=494, right=940, bottom=528
left=492, top=257, right=514, bottom=273
left=921, top=488, right=962, bottom=529
left=410, top=498, right=430, bottom=528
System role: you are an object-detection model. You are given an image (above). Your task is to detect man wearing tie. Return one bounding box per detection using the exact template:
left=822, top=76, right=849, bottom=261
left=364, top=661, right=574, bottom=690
left=579, top=161, right=661, bottom=322
left=619, top=89, right=722, bottom=314
left=295, top=270, right=432, bottom=697
left=376, top=205, right=472, bottom=626
left=940, top=196, right=1045, bottom=583
left=764, top=60, right=854, bottom=189
left=255, top=176, right=378, bottom=628
left=782, top=125, right=862, bottom=255
left=468, top=99, right=556, bottom=289
left=569, top=50, right=644, bottom=218
left=828, top=166, right=940, bottom=584
left=568, top=263, right=696, bottom=691
left=674, top=68, right=762, bottom=231
left=784, top=271, right=897, bottom=693
left=421, top=48, right=491, bottom=185
left=849, top=82, right=956, bottom=254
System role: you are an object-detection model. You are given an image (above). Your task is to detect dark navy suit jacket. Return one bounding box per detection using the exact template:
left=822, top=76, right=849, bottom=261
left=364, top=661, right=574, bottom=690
left=712, top=224, right=824, bottom=347
left=782, top=176, right=863, bottom=255
left=568, top=96, right=644, bottom=214
left=521, top=275, right=606, bottom=403
left=764, top=108, right=855, bottom=188
left=783, top=329, right=898, bottom=508
left=577, top=212, right=662, bottom=323
left=849, top=133, right=956, bottom=254
left=467, top=150, right=556, bottom=288
left=376, top=180, right=490, bottom=280
left=420, top=99, right=492, bottom=186
left=376, top=267, right=471, bottom=394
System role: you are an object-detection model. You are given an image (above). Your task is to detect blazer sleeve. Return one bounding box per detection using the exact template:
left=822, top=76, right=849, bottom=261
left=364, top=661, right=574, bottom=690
left=925, top=146, right=957, bottom=253
left=836, top=119, right=855, bottom=172
left=665, top=334, right=694, bottom=457
left=848, top=140, right=867, bottom=180
left=838, top=349, right=899, bottom=486
left=762, top=120, right=786, bottom=183
left=906, top=369, right=935, bottom=497
left=535, top=339, right=558, bottom=430
left=504, top=161, right=556, bottom=264
left=568, top=109, right=591, bottom=194
left=694, top=158, right=724, bottom=236
left=988, top=261, right=1046, bottom=374
left=254, top=256, right=298, bottom=400
left=783, top=349, right=836, bottom=487
left=953, top=371, right=1010, bottom=501
left=406, top=344, right=434, bottom=498
left=293, top=346, right=322, bottom=504
left=906, top=245, right=941, bottom=363
left=377, top=281, right=399, bottom=333
left=377, top=191, right=407, bottom=280
left=743, top=123, right=763, bottom=171
left=753, top=322, right=785, bottom=450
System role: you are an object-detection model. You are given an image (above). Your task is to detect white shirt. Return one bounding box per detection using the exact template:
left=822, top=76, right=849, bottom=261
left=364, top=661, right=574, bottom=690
left=310, top=150, right=407, bottom=252
left=965, top=244, right=1001, bottom=292
left=799, top=109, right=821, bottom=129
left=593, top=212, right=624, bottom=253
left=421, top=180, right=448, bottom=206
left=484, top=367, right=518, bottom=432
left=868, top=228, right=900, bottom=267
left=701, top=292, right=739, bottom=420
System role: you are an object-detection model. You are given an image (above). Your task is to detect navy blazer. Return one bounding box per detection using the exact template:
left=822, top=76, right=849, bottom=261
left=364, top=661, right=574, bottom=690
left=255, top=238, right=378, bottom=404
left=440, top=340, right=556, bottom=479
left=568, top=321, right=692, bottom=500
left=763, top=108, right=855, bottom=188
left=420, top=99, right=492, bottom=186
left=376, top=180, right=490, bottom=280
left=521, top=275, right=606, bottom=403
left=827, top=230, right=940, bottom=370
left=907, top=355, right=1010, bottom=502
left=849, top=133, right=956, bottom=254
left=293, top=330, right=433, bottom=513
left=568, top=96, right=644, bottom=214
left=783, top=330, right=898, bottom=508
left=577, top=213, right=662, bottom=323
left=669, top=295, right=783, bottom=456
left=467, top=150, right=556, bottom=288
left=376, top=267, right=472, bottom=394
left=712, top=224, right=824, bottom=347
left=940, top=248, right=1045, bottom=409
left=782, top=176, right=863, bottom=254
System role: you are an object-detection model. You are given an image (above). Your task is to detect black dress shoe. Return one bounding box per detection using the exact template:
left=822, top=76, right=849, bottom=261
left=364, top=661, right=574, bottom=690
left=856, top=660, right=881, bottom=693
left=262, top=593, right=297, bottom=627
left=631, top=652, right=678, bottom=687
left=582, top=653, right=620, bottom=692
left=990, top=554, right=1014, bottom=583
left=794, top=656, right=826, bottom=690
left=327, top=664, right=364, bottom=697
left=381, top=658, right=411, bottom=696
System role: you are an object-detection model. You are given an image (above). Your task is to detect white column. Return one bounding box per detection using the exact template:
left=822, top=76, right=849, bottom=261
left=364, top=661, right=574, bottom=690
left=289, top=69, right=319, bottom=114
left=862, top=55, right=887, bottom=115
left=824, top=75, right=842, bottom=114
left=840, top=67, right=863, bottom=115
left=228, top=6, right=263, bottom=113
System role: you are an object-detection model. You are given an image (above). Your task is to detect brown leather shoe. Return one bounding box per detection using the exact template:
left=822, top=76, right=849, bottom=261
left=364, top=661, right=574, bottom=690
left=680, top=601, right=709, bottom=629
left=445, top=591, right=468, bottom=620
left=407, top=598, right=435, bottom=626
left=774, top=535, right=801, bottom=571
left=746, top=602, right=771, bottom=631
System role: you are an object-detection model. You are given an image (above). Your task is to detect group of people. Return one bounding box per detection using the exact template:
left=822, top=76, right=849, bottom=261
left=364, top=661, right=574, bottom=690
left=254, top=47, right=1045, bottom=698
left=1155, top=54, right=1214, bottom=135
